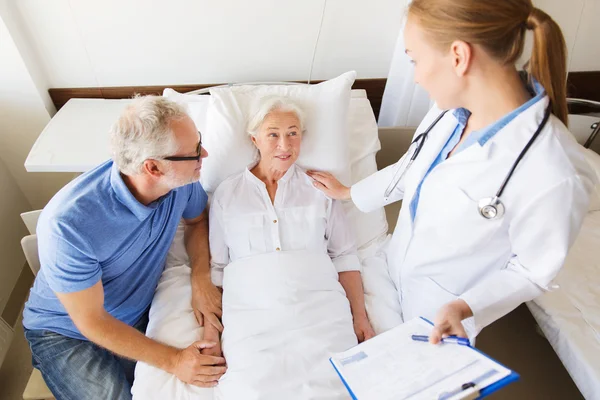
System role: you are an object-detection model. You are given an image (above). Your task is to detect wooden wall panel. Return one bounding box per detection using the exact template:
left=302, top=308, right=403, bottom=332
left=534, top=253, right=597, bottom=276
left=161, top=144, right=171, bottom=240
left=48, top=72, right=599, bottom=120
left=49, top=79, right=387, bottom=119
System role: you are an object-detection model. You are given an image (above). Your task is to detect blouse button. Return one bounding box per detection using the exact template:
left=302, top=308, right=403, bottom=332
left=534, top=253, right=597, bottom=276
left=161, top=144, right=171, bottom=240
left=273, top=219, right=278, bottom=223
left=276, top=247, right=281, bottom=251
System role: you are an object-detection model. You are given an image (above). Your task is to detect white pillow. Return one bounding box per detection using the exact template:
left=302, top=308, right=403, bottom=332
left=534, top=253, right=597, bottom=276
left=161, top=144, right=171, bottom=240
left=347, top=90, right=381, bottom=164
left=164, top=81, right=387, bottom=250
left=345, top=92, right=388, bottom=251
left=199, top=71, right=356, bottom=193
left=162, top=88, right=210, bottom=134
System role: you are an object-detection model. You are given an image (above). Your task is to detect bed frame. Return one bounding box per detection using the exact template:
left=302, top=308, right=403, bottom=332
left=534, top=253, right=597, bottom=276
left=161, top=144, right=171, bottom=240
left=46, top=71, right=600, bottom=120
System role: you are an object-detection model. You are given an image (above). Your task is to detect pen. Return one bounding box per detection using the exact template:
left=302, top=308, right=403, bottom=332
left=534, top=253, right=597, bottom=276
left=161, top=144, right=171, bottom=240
left=411, top=334, right=471, bottom=346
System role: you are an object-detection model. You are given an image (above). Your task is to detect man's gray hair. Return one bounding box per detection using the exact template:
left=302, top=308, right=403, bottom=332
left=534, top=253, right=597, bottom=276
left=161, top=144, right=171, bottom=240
left=247, top=95, right=306, bottom=137
left=110, top=95, right=188, bottom=175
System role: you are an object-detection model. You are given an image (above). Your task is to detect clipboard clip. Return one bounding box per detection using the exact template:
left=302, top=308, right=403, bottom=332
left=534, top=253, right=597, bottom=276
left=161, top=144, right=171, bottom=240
left=438, top=368, right=498, bottom=400
left=438, top=382, right=479, bottom=400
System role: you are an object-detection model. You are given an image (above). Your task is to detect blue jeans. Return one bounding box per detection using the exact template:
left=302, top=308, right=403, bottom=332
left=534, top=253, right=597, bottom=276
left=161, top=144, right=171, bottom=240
left=24, top=313, right=148, bottom=400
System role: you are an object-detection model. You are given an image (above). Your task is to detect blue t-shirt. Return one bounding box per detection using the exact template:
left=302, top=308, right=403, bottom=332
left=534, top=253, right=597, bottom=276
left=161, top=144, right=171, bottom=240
left=23, top=160, right=208, bottom=340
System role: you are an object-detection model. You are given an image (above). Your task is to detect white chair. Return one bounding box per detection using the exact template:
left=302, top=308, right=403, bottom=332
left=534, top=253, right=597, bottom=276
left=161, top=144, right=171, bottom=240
left=19, top=210, right=54, bottom=400
left=20, top=210, right=42, bottom=235
left=20, top=210, right=42, bottom=277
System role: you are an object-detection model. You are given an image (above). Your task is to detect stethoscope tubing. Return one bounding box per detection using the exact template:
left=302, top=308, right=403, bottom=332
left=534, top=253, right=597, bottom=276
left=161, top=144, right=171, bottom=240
left=387, top=105, right=552, bottom=217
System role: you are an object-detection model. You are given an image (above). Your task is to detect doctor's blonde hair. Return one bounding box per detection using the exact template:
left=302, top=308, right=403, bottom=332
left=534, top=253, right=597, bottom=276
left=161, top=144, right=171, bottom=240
left=408, top=0, right=568, bottom=126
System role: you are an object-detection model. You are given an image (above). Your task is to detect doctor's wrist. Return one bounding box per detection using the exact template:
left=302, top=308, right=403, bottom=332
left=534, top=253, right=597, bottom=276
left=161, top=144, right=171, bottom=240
left=342, top=186, right=352, bottom=201
left=451, top=299, right=473, bottom=320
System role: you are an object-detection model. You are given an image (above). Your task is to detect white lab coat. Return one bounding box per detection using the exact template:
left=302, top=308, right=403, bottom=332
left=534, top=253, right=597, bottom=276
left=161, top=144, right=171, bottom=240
left=352, top=95, right=596, bottom=337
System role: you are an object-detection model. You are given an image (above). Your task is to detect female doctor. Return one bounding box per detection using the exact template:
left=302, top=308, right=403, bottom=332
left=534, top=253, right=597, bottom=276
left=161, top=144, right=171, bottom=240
left=308, top=0, right=595, bottom=343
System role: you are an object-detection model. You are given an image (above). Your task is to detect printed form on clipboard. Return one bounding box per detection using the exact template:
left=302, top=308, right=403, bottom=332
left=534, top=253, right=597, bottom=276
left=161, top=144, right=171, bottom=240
left=329, top=317, right=519, bottom=400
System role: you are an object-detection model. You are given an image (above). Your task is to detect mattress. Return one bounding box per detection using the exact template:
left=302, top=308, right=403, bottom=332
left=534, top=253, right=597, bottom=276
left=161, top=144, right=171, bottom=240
left=526, top=211, right=600, bottom=400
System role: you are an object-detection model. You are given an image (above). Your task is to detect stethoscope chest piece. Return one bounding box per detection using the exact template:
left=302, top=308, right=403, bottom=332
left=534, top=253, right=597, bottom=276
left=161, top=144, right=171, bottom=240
left=478, top=196, right=505, bottom=220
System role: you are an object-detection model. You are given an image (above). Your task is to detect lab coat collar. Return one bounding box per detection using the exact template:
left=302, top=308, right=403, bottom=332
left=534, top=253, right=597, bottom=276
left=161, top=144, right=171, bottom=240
left=445, top=91, right=550, bottom=165
left=486, top=95, right=552, bottom=156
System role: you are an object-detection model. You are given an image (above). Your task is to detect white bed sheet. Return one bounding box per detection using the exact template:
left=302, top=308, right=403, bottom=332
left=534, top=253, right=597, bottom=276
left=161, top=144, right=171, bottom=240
left=526, top=211, right=600, bottom=400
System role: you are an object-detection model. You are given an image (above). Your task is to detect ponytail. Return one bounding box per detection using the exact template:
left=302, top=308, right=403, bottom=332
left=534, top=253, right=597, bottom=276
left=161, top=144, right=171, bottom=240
left=526, top=8, right=568, bottom=126
left=408, top=1, right=570, bottom=126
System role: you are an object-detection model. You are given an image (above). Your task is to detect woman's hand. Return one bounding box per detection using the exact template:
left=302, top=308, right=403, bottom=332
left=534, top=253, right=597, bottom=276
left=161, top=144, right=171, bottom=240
left=200, top=340, right=222, bottom=358
left=353, top=314, right=376, bottom=343
left=430, top=299, right=473, bottom=344
left=191, top=275, right=223, bottom=332
left=306, top=171, right=351, bottom=200
left=201, top=320, right=223, bottom=358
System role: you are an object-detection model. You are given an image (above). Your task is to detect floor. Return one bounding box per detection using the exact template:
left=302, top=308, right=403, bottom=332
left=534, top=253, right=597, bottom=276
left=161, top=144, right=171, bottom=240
left=0, top=203, right=584, bottom=400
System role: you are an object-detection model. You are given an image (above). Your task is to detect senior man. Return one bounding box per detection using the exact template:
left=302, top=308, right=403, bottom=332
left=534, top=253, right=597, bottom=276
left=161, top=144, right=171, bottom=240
left=22, top=96, right=224, bottom=400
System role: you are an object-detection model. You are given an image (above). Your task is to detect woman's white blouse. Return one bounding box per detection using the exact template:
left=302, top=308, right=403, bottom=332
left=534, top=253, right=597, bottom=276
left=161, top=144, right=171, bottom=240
left=209, top=164, right=361, bottom=286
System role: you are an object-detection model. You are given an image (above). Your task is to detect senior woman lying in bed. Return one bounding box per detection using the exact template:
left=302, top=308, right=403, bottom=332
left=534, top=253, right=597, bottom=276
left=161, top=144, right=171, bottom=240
left=203, top=96, right=374, bottom=398
left=205, top=95, right=374, bottom=348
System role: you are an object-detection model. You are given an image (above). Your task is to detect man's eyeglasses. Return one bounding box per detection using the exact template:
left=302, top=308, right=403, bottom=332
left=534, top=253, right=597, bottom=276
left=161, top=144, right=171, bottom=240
left=163, top=134, right=202, bottom=162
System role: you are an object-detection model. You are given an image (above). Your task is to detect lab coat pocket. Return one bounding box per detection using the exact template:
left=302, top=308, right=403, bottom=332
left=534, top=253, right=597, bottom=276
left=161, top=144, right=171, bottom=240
left=452, top=187, right=504, bottom=252
left=424, top=186, right=504, bottom=256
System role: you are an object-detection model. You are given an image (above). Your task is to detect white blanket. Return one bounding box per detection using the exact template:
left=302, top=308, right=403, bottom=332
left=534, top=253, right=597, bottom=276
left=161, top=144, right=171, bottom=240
left=132, top=250, right=358, bottom=400
left=217, top=251, right=357, bottom=399
left=132, top=263, right=214, bottom=400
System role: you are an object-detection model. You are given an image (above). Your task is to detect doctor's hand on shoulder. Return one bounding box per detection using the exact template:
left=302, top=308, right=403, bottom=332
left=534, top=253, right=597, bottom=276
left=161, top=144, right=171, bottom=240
left=429, top=300, right=473, bottom=344
left=307, top=171, right=350, bottom=200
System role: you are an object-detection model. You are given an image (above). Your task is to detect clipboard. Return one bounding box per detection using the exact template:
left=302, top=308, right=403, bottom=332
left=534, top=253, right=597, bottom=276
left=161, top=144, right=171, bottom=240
left=329, top=317, right=519, bottom=400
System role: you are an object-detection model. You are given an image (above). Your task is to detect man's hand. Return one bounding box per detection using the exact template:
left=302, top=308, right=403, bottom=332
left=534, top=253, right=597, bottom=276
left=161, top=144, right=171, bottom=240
left=353, top=314, right=376, bottom=343
left=430, top=299, right=473, bottom=344
left=192, top=276, right=223, bottom=331
left=171, top=340, right=227, bottom=388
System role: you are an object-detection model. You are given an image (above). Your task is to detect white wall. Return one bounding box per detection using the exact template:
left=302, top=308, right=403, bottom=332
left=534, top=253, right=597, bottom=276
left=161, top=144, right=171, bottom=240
left=10, top=0, right=600, bottom=92
left=534, top=0, right=599, bottom=72
left=0, top=9, right=74, bottom=209
left=567, top=0, right=600, bottom=72
left=0, top=158, right=29, bottom=314
left=0, top=0, right=55, bottom=115
left=14, top=0, right=406, bottom=88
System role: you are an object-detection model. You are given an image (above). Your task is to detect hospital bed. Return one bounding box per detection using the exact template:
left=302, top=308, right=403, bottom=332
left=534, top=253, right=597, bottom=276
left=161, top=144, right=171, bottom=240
left=23, top=79, right=397, bottom=399
left=128, top=83, right=403, bottom=399
left=525, top=100, right=600, bottom=400
left=524, top=136, right=600, bottom=400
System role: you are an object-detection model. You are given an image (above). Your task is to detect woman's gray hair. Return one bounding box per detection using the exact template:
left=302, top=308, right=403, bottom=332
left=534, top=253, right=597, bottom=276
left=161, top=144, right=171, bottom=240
left=110, top=95, right=188, bottom=175
left=247, top=95, right=306, bottom=137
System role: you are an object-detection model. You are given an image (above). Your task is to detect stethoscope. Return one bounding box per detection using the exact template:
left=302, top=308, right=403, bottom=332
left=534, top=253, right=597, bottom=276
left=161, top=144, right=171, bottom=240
left=384, top=106, right=552, bottom=220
